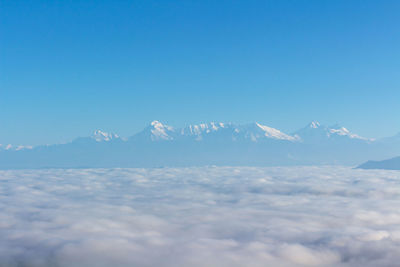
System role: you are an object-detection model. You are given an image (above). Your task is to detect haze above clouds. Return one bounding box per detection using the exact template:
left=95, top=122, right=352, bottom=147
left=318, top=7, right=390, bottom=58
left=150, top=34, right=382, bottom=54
left=1, top=166, right=400, bottom=266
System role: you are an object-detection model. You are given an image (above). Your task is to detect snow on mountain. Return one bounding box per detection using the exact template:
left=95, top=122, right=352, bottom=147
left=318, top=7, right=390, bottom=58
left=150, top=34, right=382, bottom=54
left=69, top=130, right=122, bottom=145
left=181, top=122, right=228, bottom=135
left=0, top=144, right=33, bottom=151
left=294, top=121, right=373, bottom=143
left=250, top=122, right=297, bottom=141
left=15, top=145, right=33, bottom=151
left=180, top=122, right=231, bottom=141
left=0, top=120, right=380, bottom=154
left=1, top=120, right=399, bottom=169
left=328, top=127, right=371, bottom=140
left=130, top=120, right=176, bottom=142
left=309, top=121, right=321, bottom=129
left=177, top=122, right=296, bottom=142
left=91, top=130, right=120, bottom=142
left=149, top=120, right=175, bottom=141
left=130, top=121, right=297, bottom=142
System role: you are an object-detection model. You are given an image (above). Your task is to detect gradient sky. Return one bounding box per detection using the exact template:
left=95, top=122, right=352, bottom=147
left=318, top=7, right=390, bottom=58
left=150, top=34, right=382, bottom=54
left=1, top=0, right=399, bottom=145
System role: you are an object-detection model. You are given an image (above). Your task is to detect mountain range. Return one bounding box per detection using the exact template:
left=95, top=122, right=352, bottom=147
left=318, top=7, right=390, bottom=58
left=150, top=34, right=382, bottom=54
left=0, top=121, right=399, bottom=169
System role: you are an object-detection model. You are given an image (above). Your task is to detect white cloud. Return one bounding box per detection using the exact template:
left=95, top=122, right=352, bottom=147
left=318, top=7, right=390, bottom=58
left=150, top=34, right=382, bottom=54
left=0, top=166, right=400, bottom=266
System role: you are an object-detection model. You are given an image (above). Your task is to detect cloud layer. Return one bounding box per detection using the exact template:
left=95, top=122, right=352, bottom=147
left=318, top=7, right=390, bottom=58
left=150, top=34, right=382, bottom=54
left=1, top=166, right=400, bottom=266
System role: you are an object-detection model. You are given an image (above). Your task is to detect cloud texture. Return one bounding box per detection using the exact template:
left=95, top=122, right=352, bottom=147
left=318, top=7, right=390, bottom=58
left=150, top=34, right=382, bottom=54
left=1, top=166, right=400, bottom=266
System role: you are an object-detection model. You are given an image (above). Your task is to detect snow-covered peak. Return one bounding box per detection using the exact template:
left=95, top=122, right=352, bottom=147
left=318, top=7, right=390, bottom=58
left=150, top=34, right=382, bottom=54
left=150, top=120, right=164, bottom=127
left=176, top=121, right=298, bottom=142
left=149, top=120, right=175, bottom=141
left=253, top=122, right=297, bottom=141
left=309, top=121, right=321, bottom=128
left=92, top=130, right=120, bottom=142
left=329, top=127, right=350, bottom=136
left=179, top=122, right=233, bottom=141
left=130, top=120, right=375, bottom=144
left=328, top=126, right=373, bottom=141
left=295, top=122, right=373, bottom=142
left=181, top=122, right=230, bottom=135
left=129, top=121, right=175, bottom=142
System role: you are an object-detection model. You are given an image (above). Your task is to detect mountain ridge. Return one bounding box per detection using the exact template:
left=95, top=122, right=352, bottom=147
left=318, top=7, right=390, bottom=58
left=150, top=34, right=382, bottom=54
left=2, top=120, right=382, bottom=148
left=357, top=157, right=400, bottom=170
left=0, top=120, right=398, bottom=169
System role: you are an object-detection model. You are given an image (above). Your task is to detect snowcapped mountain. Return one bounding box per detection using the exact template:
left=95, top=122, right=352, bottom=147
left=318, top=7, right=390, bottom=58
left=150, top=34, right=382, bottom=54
left=131, top=120, right=297, bottom=142
left=130, top=120, right=176, bottom=142
left=148, top=120, right=175, bottom=141
left=294, top=121, right=373, bottom=143
left=180, top=122, right=232, bottom=140
left=0, top=120, right=398, bottom=169
left=70, top=130, right=123, bottom=145
left=86, top=120, right=372, bottom=145
left=180, top=121, right=297, bottom=142
left=240, top=122, right=297, bottom=141
left=91, top=130, right=120, bottom=142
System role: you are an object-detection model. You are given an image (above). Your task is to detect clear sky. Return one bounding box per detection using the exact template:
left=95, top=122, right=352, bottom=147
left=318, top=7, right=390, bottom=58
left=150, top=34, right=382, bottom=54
left=1, top=0, right=399, bottom=145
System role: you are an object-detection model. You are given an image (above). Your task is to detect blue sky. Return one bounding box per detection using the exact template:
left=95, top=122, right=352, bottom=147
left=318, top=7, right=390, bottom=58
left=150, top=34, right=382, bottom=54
left=1, top=0, right=399, bottom=145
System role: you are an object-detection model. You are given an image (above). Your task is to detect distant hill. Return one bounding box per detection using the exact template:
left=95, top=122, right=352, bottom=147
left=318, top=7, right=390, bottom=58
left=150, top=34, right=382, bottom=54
left=357, top=156, right=400, bottom=170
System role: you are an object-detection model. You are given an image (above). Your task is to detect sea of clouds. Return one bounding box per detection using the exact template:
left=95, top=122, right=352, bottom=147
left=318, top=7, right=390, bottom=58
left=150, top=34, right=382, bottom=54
left=1, top=166, right=400, bottom=266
